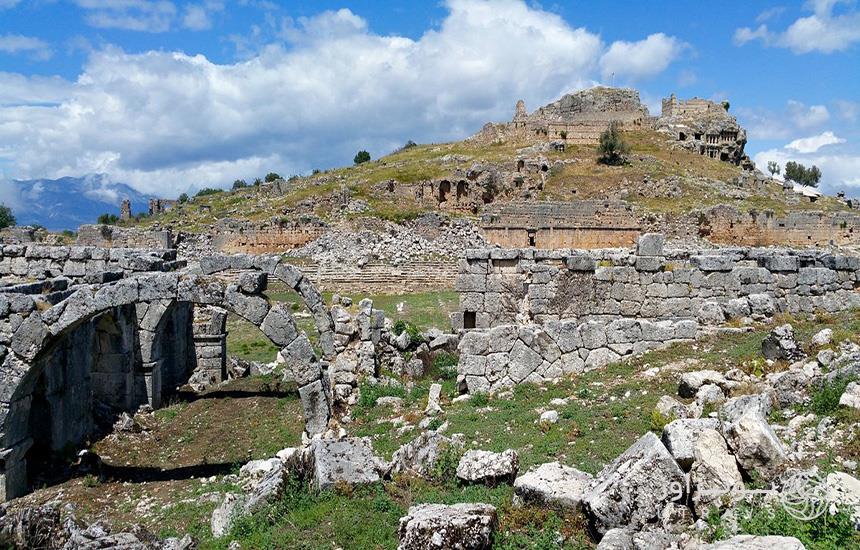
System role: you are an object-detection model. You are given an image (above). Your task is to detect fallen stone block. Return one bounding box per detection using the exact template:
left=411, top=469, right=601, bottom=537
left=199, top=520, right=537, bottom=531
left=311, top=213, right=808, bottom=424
left=397, top=503, right=496, bottom=550
left=456, top=449, right=519, bottom=485
left=513, top=461, right=592, bottom=512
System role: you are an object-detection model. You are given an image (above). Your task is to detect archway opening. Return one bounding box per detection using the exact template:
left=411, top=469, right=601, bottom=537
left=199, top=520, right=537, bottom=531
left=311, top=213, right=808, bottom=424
left=438, top=180, right=451, bottom=203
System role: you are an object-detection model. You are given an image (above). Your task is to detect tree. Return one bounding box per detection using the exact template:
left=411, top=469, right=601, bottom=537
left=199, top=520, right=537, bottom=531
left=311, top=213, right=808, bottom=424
left=559, top=130, right=568, bottom=140
left=97, top=213, right=119, bottom=224
left=784, top=161, right=822, bottom=187
left=253, top=178, right=262, bottom=186
left=195, top=187, right=223, bottom=197
left=264, top=172, right=281, bottom=183
left=721, top=100, right=730, bottom=111
left=354, top=150, right=371, bottom=165
left=178, top=193, right=189, bottom=203
left=0, top=204, right=15, bottom=229
left=232, top=179, right=248, bottom=190
left=596, top=121, right=630, bottom=166
left=767, top=161, right=781, bottom=176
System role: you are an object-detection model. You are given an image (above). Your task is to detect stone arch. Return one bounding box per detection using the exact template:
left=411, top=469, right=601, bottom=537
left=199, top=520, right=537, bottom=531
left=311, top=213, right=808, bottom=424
left=438, top=180, right=451, bottom=203
left=0, top=262, right=332, bottom=501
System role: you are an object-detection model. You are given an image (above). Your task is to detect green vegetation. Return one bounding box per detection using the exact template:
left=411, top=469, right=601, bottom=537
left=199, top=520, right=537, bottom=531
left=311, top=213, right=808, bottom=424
left=596, top=121, right=630, bottom=166
left=265, top=172, right=281, bottom=183
left=178, top=192, right=189, bottom=203
left=768, top=160, right=781, bottom=177
left=0, top=203, right=15, bottom=229
left=810, top=375, right=856, bottom=416
left=195, top=187, right=224, bottom=197
left=393, top=319, right=425, bottom=344
left=354, top=150, right=371, bottom=165
left=97, top=213, right=119, bottom=224
left=232, top=179, right=248, bottom=189
left=785, top=161, right=822, bottom=187
left=324, top=291, right=459, bottom=332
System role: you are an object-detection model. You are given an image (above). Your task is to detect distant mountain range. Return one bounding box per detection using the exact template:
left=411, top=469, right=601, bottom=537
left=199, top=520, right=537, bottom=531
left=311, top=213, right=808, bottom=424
left=3, top=175, right=155, bottom=231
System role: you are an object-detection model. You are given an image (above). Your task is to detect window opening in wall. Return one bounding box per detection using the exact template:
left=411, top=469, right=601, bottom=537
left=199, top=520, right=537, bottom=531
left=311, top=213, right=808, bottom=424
left=528, top=231, right=536, bottom=247
left=464, top=311, right=476, bottom=329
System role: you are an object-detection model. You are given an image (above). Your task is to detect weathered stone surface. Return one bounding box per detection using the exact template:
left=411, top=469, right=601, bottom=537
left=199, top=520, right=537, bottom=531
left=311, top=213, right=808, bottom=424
left=298, top=379, right=329, bottom=435
left=840, top=381, right=860, bottom=409
left=390, top=432, right=465, bottom=477
left=507, top=340, right=543, bottom=383
left=722, top=409, right=785, bottom=478
left=513, top=461, right=592, bottom=512
left=761, top=324, right=804, bottom=362
left=825, top=471, right=860, bottom=528
left=637, top=233, right=665, bottom=257
left=690, top=429, right=743, bottom=516
left=397, top=503, right=497, bottom=550
left=697, top=301, right=725, bottom=326
left=661, top=418, right=720, bottom=471
left=582, top=432, right=685, bottom=536
left=811, top=328, right=833, bottom=347
left=310, top=437, right=385, bottom=490
left=678, top=370, right=727, bottom=398
left=699, top=535, right=805, bottom=549
left=211, top=493, right=245, bottom=538
left=456, top=449, right=519, bottom=484
left=425, top=383, right=443, bottom=415
left=238, top=272, right=267, bottom=294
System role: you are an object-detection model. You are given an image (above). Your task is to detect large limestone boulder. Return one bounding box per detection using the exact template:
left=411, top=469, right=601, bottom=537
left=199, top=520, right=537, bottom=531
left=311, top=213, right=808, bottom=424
left=661, top=418, right=720, bottom=471
left=211, top=493, right=245, bottom=538
left=839, top=381, right=860, bottom=409
left=825, top=471, right=860, bottom=528
left=397, top=503, right=497, bottom=550
left=310, top=437, right=387, bottom=490
left=513, top=461, right=593, bottom=512
left=390, top=431, right=465, bottom=478
left=690, top=429, right=744, bottom=516
left=722, top=409, right=786, bottom=479
left=582, top=432, right=685, bottom=537
left=699, top=535, right=806, bottom=549
left=456, top=449, right=519, bottom=484
left=678, top=370, right=727, bottom=398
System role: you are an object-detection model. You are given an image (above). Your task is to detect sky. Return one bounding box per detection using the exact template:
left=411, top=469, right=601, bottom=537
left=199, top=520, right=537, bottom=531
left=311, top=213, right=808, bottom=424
left=0, top=0, right=858, bottom=201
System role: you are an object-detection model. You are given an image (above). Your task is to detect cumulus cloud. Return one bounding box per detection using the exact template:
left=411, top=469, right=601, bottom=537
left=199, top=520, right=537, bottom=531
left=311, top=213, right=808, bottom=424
left=738, top=100, right=830, bottom=141
left=0, top=0, right=684, bottom=196
left=0, top=34, right=52, bottom=60
left=599, top=33, right=685, bottom=81
left=788, top=100, right=830, bottom=128
left=182, top=1, right=223, bottom=31
left=735, top=0, right=860, bottom=53
left=754, top=147, right=860, bottom=192
left=785, top=131, right=846, bottom=153
left=0, top=72, right=73, bottom=105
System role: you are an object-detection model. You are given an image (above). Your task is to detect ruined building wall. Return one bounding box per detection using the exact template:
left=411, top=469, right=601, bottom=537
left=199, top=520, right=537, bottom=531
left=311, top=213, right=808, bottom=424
left=212, top=225, right=327, bottom=254
left=453, top=235, right=860, bottom=331
left=698, top=205, right=860, bottom=247
left=76, top=224, right=175, bottom=250
left=303, top=260, right=459, bottom=294
left=481, top=201, right=641, bottom=249
left=454, top=235, right=860, bottom=393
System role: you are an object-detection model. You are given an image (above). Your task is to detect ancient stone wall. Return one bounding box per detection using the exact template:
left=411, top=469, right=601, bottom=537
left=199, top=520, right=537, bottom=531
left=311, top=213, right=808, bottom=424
left=457, top=317, right=697, bottom=394
left=212, top=224, right=327, bottom=253
left=698, top=205, right=860, bottom=247
left=452, top=234, right=860, bottom=331
left=0, top=244, right=182, bottom=284
left=303, top=260, right=459, bottom=293
left=481, top=201, right=641, bottom=249
left=76, top=224, right=175, bottom=250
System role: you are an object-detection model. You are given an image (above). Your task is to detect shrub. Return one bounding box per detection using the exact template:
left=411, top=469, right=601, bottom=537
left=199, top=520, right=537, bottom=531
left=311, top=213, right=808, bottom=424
left=354, top=150, right=371, bottom=165
left=650, top=409, right=675, bottom=432
left=0, top=204, right=15, bottom=229
left=767, top=161, right=781, bottom=176
left=232, top=179, right=248, bottom=189
left=597, top=120, right=630, bottom=166
left=392, top=320, right=424, bottom=344
left=97, top=213, right=119, bottom=224
left=264, top=172, right=281, bottom=183
left=810, top=376, right=855, bottom=415
left=195, top=187, right=223, bottom=197
left=178, top=193, right=189, bottom=203
left=559, top=130, right=568, bottom=140
left=432, top=352, right=459, bottom=380
left=721, top=100, right=730, bottom=111
left=471, top=392, right=489, bottom=407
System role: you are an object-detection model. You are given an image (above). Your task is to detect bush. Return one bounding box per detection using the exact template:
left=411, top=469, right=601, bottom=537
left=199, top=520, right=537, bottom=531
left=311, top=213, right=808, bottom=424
left=97, top=213, right=118, bottom=224
left=810, top=376, right=855, bottom=415
left=195, top=187, right=223, bottom=197
left=432, top=352, right=459, bottom=380
left=354, top=150, right=371, bottom=165
left=178, top=193, right=189, bottom=203
left=785, top=161, right=822, bottom=187
left=0, top=204, right=15, bottom=229
left=253, top=178, right=262, bottom=186
left=650, top=409, right=675, bottom=432
left=264, top=172, right=281, bottom=183
left=232, top=179, right=248, bottom=189
left=597, top=121, right=630, bottom=166
left=393, top=320, right=424, bottom=344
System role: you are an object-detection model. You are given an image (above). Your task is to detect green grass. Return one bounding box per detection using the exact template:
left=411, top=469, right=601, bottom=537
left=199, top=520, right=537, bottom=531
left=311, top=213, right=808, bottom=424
left=324, top=291, right=459, bottom=332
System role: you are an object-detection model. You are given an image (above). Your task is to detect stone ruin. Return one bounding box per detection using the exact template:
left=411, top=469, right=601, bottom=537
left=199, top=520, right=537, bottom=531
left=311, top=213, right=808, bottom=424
left=0, top=246, right=336, bottom=501
left=452, top=233, right=860, bottom=393
left=657, top=94, right=752, bottom=168
left=148, top=198, right=177, bottom=216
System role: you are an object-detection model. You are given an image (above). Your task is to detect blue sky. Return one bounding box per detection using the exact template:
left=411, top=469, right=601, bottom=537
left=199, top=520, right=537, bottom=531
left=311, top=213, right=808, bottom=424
left=0, top=0, right=858, bottom=201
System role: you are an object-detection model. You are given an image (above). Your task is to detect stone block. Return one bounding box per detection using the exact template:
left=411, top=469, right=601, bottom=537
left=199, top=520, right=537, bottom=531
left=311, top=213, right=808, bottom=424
left=691, top=255, right=734, bottom=272
left=635, top=256, right=664, bottom=272
left=239, top=272, right=268, bottom=294
left=566, top=255, right=596, bottom=271
left=637, top=233, right=665, bottom=257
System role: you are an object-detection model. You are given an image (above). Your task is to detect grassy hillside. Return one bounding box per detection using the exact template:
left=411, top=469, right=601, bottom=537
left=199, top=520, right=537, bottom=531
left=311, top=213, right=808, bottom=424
left=130, top=128, right=851, bottom=234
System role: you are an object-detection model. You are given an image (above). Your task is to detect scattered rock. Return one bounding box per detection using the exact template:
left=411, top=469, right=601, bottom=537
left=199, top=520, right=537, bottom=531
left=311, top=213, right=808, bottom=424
left=690, top=429, right=744, bottom=516
left=661, top=418, right=720, bottom=471
left=310, top=437, right=387, bottom=490
left=699, top=535, right=805, bottom=549
left=761, top=324, right=804, bottom=362
left=425, top=383, right=443, bottom=416
left=722, top=409, right=786, bottom=479
left=397, top=503, right=497, bottom=550
left=839, top=381, right=860, bottom=410
left=456, top=449, right=519, bottom=485
left=539, top=410, right=559, bottom=425
left=811, top=328, right=833, bottom=347
left=513, top=461, right=592, bottom=512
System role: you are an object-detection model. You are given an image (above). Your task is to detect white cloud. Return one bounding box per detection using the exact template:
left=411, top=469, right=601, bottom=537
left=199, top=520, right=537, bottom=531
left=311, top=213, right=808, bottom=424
left=0, top=0, right=20, bottom=9
left=0, top=72, right=72, bottom=105
left=754, top=147, right=860, bottom=192
left=785, top=131, right=846, bottom=153
left=599, top=33, right=685, bottom=81
left=0, top=0, right=684, bottom=196
left=835, top=100, right=858, bottom=122
left=75, top=0, right=177, bottom=33
left=787, top=100, right=830, bottom=128
left=0, top=34, right=52, bottom=60
left=182, top=1, right=223, bottom=31
left=735, top=0, right=860, bottom=53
